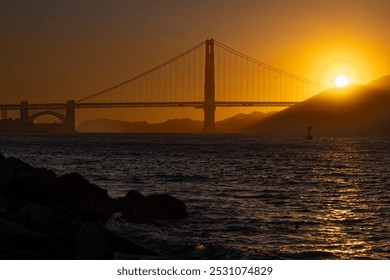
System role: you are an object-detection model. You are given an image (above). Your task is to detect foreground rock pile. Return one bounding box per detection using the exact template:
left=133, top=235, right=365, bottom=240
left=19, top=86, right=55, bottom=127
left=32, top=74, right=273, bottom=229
left=0, top=153, right=187, bottom=259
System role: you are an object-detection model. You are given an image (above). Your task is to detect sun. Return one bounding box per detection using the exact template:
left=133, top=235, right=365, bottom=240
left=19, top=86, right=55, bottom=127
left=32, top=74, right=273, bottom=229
left=334, top=75, right=350, bottom=88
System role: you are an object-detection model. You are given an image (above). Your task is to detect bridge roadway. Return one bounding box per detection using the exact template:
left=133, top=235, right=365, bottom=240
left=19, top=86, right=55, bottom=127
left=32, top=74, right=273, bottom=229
left=0, top=101, right=299, bottom=132
left=0, top=101, right=298, bottom=111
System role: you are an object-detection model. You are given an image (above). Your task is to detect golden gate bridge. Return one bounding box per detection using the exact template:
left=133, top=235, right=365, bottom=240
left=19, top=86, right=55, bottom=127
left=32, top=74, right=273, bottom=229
left=0, top=39, right=320, bottom=132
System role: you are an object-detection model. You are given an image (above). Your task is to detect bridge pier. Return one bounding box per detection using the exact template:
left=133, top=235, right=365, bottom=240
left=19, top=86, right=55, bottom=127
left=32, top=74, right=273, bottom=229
left=20, top=101, right=29, bottom=123
left=203, top=104, right=216, bottom=133
left=65, top=100, right=76, bottom=132
left=203, top=39, right=216, bottom=133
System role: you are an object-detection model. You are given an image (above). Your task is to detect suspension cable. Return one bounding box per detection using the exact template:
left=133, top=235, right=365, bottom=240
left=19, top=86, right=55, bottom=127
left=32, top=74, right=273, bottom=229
left=77, top=41, right=206, bottom=103
left=214, top=40, right=321, bottom=86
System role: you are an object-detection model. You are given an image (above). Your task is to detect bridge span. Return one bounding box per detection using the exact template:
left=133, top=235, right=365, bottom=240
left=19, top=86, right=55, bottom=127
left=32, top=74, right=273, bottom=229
left=0, top=39, right=319, bottom=133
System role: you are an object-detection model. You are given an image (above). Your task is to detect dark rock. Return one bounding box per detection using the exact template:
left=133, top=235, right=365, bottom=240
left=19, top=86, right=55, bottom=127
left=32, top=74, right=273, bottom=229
left=0, top=195, right=9, bottom=218
left=39, top=219, right=76, bottom=259
left=0, top=158, right=14, bottom=187
left=74, top=221, right=111, bottom=259
left=5, top=156, right=33, bottom=173
left=26, top=168, right=58, bottom=205
left=0, top=218, right=38, bottom=238
left=117, top=190, right=188, bottom=222
left=43, top=213, right=76, bottom=240
left=0, top=212, right=76, bottom=259
left=1, top=157, right=115, bottom=224
left=0, top=161, right=58, bottom=210
left=12, top=203, right=56, bottom=233
left=103, top=227, right=158, bottom=257
left=0, top=218, right=49, bottom=259
left=0, top=154, right=189, bottom=259
left=115, top=190, right=148, bottom=222
left=56, top=173, right=114, bottom=223
left=1, top=250, right=47, bottom=260
left=146, top=194, right=188, bottom=219
left=123, top=190, right=146, bottom=203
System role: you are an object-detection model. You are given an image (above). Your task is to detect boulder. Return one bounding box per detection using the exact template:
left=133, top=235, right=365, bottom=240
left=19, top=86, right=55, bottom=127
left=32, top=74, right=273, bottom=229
left=117, top=190, right=188, bottom=222
left=56, top=173, right=114, bottom=223
left=74, top=221, right=111, bottom=259
left=0, top=158, right=58, bottom=210
left=0, top=218, right=38, bottom=238
left=42, top=213, right=76, bottom=240
left=5, top=156, right=33, bottom=173
left=146, top=194, right=188, bottom=219
left=12, top=203, right=56, bottom=233
left=103, top=227, right=158, bottom=257
left=0, top=195, right=9, bottom=218
left=0, top=154, right=188, bottom=259
left=0, top=218, right=49, bottom=258
left=0, top=156, right=14, bottom=188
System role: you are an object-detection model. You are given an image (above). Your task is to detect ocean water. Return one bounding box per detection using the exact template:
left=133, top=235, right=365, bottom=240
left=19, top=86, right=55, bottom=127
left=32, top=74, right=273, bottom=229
left=0, top=133, right=389, bottom=259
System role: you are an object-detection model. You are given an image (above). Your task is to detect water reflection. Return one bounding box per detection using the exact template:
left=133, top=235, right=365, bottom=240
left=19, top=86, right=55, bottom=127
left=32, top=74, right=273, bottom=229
left=314, top=184, right=377, bottom=258
left=1, top=134, right=389, bottom=259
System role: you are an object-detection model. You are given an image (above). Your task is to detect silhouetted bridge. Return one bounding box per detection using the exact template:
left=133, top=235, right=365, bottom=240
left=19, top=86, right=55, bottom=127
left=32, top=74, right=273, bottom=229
left=0, top=39, right=320, bottom=132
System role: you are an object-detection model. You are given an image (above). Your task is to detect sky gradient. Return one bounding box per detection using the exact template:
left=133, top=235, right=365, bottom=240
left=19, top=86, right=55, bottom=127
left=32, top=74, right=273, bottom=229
left=1, top=0, right=389, bottom=123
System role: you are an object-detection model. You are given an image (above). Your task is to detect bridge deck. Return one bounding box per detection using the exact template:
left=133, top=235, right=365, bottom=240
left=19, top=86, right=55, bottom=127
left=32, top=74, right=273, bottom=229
left=0, top=101, right=299, bottom=111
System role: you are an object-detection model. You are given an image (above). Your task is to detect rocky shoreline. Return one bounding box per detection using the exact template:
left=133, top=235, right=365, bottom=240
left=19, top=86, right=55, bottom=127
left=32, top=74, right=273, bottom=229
left=0, top=153, right=188, bottom=259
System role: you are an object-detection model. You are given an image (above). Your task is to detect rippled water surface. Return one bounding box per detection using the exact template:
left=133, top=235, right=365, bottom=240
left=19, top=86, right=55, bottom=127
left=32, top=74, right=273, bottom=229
left=1, top=133, right=389, bottom=259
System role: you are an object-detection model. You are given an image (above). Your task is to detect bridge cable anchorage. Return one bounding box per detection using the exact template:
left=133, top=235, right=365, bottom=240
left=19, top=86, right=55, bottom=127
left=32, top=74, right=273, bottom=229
left=76, top=41, right=206, bottom=103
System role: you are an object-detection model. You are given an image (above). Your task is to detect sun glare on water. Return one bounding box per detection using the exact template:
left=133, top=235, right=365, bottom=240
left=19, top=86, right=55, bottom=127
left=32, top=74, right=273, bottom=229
left=334, top=75, right=350, bottom=88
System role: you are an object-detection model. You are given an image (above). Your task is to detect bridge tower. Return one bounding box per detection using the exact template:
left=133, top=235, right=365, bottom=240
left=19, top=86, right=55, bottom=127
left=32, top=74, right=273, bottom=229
left=20, top=101, right=29, bottom=123
left=203, top=39, right=216, bottom=133
left=65, top=100, right=76, bottom=132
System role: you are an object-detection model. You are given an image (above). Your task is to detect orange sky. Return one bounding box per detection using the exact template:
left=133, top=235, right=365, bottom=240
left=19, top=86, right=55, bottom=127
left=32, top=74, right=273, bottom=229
left=1, top=0, right=389, bottom=123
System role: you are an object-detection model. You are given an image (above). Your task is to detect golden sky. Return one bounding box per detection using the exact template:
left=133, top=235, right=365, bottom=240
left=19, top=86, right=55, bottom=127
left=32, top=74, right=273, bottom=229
left=1, top=0, right=389, bottom=123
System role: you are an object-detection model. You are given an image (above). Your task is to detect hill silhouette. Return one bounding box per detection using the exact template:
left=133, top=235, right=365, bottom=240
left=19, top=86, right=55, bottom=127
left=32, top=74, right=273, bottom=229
left=77, top=111, right=273, bottom=133
left=246, top=75, right=390, bottom=136
left=216, top=111, right=275, bottom=132
left=77, top=118, right=202, bottom=133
